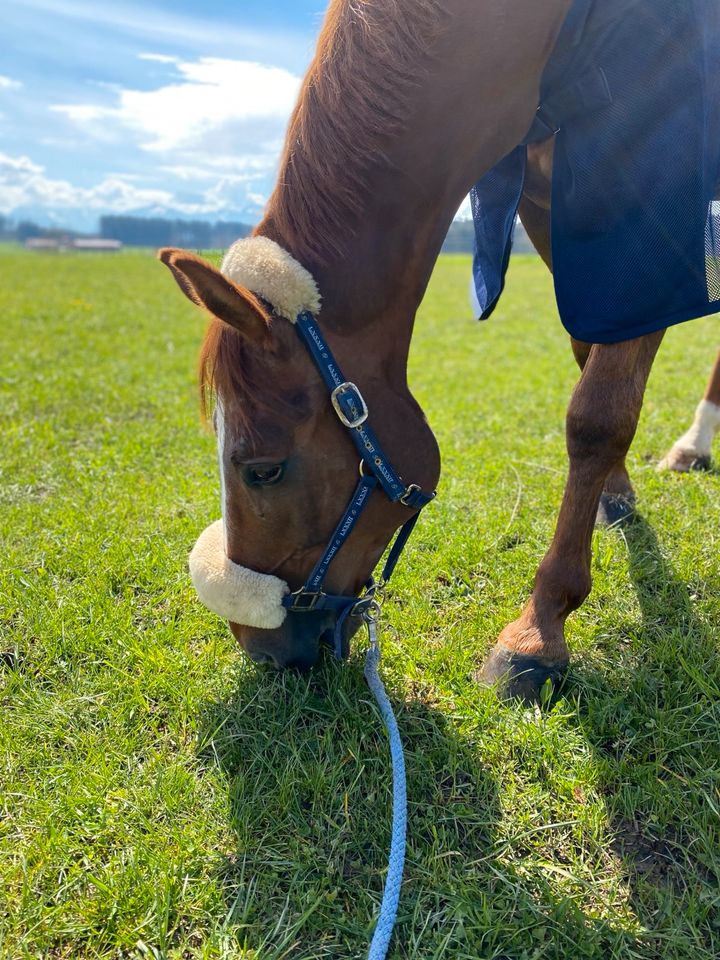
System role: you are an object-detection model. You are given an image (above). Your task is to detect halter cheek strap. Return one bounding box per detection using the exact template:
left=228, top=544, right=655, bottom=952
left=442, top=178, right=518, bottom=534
left=282, top=312, right=435, bottom=655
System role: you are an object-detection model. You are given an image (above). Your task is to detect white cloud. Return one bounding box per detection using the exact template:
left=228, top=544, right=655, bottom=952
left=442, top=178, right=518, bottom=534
left=0, top=75, right=22, bottom=89
left=246, top=191, right=269, bottom=209
left=42, top=56, right=298, bottom=222
left=137, top=53, right=178, bottom=64
left=52, top=57, right=301, bottom=153
left=159, top=154, right=278, bottom=182
left=9, top=0, right=308, bottom=66
left=0, top=151, right=239, bottom=217
left=455, top=195, right=473, bottom=220
left=0, top=58, right=291, bottom=224
left=55, top=104, right=104, bottom=123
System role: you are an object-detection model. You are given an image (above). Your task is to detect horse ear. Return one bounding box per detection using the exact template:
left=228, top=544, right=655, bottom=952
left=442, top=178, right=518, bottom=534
left=158, top=248, right=271, bottom=344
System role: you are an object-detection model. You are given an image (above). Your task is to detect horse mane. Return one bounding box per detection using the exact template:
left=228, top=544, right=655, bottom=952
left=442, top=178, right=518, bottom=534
left=265, top=0, right=445, bottom=262
left=200, top=0, right=445, bottom=416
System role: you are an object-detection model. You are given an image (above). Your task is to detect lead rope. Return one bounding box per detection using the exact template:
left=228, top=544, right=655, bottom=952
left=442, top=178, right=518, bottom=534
left=362, top=611, right=407, bottom=960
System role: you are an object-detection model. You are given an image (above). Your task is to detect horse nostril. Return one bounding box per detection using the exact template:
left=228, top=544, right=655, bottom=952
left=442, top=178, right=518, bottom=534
left=249, top=651, right=279, bottom=668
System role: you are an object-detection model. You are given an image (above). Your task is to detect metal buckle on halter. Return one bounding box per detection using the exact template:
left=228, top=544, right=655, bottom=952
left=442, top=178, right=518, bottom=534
left=331, top=382, right=368, bottom=429
left=288, top=589, right=325, bottom=611
left=400, top=483, right=422, bottom=506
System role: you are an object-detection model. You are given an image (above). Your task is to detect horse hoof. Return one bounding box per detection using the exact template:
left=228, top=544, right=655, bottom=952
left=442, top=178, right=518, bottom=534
left=596, top=493, right=635, bottom=527
left=475, top=645, right=569, bottom=704
left=657, top=449, right=711, bottom=473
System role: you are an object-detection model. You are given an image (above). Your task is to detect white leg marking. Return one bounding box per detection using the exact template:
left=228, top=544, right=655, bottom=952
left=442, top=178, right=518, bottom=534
left=672, top=399, right=720, bottom=459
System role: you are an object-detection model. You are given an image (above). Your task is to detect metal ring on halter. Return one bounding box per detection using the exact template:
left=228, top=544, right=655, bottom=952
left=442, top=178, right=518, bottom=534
left=361, top=598, right=383, bottom=623
left=363, top=577, right=386, bottom=605
left=367, top=580, right=386, bottom=609
left=349, top=586, right=383, bottom=623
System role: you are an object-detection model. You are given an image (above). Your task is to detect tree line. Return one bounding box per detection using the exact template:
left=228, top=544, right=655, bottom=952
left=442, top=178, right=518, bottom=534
left=0, top=215, right=252, bottom=249
left=1, top=213, right=536, bottom=255
left=99, top=216, right=252, bottom=248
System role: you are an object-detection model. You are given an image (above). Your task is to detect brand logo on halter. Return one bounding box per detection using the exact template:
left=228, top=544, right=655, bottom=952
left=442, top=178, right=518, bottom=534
left=324, top=542, right=341, bottom=563
left=307, top=324, right=324, bottom=350
left=355, top=486, right=372, bottom=508
left=373, top=459, right=396, bottom=484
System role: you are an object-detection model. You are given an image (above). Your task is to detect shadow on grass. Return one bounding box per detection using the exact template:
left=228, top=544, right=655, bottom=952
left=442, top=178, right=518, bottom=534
left=198, top=657, right=504, bottom=959
left=567, top=514, right=720, bottom=958
left=197, top=636, right=677, bottom=960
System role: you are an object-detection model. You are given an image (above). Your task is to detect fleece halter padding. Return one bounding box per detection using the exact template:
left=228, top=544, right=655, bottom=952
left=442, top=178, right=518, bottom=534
left=221, top=235, right=321, bottom=322
left=189, top=520, right=289, bottom=630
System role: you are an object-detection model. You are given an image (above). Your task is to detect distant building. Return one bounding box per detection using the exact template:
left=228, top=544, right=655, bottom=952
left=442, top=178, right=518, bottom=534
left=24, top=236, right=122, bottom=252
left=24, top=238, right=61, bottom=251
left=71, top=238, right=122, bottom=252
left=99, top=215, right=251, bottom=248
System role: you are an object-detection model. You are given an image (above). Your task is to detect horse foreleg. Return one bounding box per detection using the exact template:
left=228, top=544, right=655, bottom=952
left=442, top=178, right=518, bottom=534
left=658, top=349, right=720, bottom=472
left=519, top=188, right=639, bottom=526
left=478, top=330, right=665, bottom=701
left=570, top=338, right=637, bottom=525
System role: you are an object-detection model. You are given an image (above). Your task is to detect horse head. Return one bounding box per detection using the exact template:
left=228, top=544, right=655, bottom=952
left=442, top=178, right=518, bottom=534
left=160, top=241, right=440, bottom=669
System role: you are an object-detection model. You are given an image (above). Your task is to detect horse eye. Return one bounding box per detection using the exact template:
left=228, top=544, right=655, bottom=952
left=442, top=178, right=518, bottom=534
left=245, top=463, right=285, bottom=486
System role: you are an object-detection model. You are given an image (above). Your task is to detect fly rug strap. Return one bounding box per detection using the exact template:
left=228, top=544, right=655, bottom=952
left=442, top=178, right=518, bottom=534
left=189, top=236, right=437, bottom=958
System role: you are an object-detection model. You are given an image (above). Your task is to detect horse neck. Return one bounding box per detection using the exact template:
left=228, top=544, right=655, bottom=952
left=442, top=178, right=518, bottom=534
left=257, top=0, right=573, bottom=364
left=258, top=188, right=452, bottom=375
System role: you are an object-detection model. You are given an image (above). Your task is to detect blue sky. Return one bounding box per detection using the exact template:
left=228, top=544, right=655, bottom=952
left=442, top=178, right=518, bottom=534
left=1, top=0, right=328, bottom=230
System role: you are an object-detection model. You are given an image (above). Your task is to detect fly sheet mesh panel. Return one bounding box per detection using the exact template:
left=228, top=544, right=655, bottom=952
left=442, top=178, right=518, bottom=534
left=470, top=0, right=720, bottom=343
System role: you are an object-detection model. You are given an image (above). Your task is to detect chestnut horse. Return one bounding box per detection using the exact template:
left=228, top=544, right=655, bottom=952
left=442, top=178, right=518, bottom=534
left=160, top=0, right=709, bottom=700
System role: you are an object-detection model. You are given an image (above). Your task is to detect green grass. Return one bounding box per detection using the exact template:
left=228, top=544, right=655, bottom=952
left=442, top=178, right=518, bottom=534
left=1, top=249, right=719, bottom=959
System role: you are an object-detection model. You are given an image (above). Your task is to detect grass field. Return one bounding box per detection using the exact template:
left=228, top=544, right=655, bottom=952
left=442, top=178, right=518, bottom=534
left=1, top=248, right=719, bottom=959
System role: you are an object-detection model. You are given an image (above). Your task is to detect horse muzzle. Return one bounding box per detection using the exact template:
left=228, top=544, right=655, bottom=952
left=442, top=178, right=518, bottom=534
left=228, top=608, right=362, bottom=670
left=189, top=519, right=361, bottom=669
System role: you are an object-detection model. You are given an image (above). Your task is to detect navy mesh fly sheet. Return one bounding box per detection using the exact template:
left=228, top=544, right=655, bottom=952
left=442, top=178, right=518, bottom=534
left=470, top=0, right=720, bottom=343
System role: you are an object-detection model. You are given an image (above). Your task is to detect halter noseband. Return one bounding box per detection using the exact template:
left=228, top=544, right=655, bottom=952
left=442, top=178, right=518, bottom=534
left=281, top=310, right=435, bottom=657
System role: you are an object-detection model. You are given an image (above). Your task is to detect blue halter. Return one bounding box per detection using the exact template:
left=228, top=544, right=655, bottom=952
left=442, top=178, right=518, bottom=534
left=280, top=311, right=435, bottom=656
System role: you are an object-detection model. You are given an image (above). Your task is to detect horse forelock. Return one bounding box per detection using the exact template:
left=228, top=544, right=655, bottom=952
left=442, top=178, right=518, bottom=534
left=265, top=0, right=446, bottom=263
left=199, top=318, right=312, bottom=439
left=199, top=319, right=256, bottom=428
